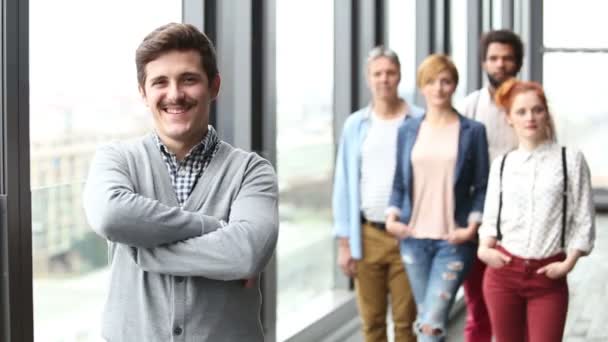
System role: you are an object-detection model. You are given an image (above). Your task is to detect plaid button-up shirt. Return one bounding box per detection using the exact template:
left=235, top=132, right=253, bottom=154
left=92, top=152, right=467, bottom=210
left=154, top=126, right=220, bottom=206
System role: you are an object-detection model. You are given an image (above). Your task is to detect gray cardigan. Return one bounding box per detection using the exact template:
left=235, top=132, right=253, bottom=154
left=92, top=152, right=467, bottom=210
left=83, top=133, right=279, bottom=342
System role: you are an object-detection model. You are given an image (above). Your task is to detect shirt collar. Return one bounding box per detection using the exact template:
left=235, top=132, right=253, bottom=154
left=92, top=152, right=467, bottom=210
left=154, top=125, right=217, bottom=160
left=364, top=98, right=412, bottom=120
left=516, top=140, right=555, bottom=160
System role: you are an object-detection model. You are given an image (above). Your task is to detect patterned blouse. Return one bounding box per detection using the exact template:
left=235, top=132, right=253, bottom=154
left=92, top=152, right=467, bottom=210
left=479, top=141, right=595, bottom=259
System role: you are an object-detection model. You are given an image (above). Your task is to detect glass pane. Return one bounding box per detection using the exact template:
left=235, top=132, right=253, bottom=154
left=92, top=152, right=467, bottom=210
left=30, top=1, right=181, bottom=340
left=543, top=52, right=608, bottom=188
left=388, top=0, right=417, bottom=104
left=544, top=0, right=608, bottom=49
left=275, top=0, right=335, bottom=338
left=450, top=0, right=469, bottom=100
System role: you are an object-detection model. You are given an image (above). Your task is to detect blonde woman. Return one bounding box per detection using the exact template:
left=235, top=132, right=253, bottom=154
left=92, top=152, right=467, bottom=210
left=386, top=54, right=490, bottom=341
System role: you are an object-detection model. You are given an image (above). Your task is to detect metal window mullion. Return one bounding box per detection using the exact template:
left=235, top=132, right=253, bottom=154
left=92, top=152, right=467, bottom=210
left=433, top=0, right=448, bottom=54
left=529, top=0, right=542, bottom=83
left=374, top=0, right=385, bottom=46
left=2, top=0, right=33, bottom=341
left=414, top=0, right=433, bottom=104
left=213, top=0, right=252, bottom=150
left=356, top=0, right=378, bottom=108
left=182, top=0, right=205, bottom=32
left=333, top=0, right=353, bottom=290
left=517, top=0, right=543, bottom=82
left=482, top=0, right=492, bottom=32
left=251, top=1, right=277, bottom=341
left=466, top=0, right=483, bottom=93
left=501, top=0, right=514, bottom=30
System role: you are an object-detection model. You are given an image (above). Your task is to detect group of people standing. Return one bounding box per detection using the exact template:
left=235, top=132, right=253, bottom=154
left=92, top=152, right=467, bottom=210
left=81, top=22, right=595, bottom=342
left=333, top=29, right=596, bottom=342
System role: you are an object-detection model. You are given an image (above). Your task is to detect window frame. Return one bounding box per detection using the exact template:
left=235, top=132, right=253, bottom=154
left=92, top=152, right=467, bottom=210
left=1, top=0, right=33, bottom=340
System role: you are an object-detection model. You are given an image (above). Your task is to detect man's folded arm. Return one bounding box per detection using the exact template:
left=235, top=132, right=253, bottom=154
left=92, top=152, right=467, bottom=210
left=133, top=159, right=279, bottom=281
left=83, top=144, right=221, bottom=248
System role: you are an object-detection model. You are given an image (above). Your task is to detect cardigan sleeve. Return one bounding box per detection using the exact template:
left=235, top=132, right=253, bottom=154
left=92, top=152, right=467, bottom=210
left=83, top=143, right=218, bottom=248
left=132, top=158, right=279, bottom=280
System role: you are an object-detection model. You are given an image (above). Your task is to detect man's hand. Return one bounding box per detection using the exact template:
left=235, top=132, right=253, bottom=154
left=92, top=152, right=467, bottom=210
left=478, top=246, right=511, bottom=268
left=337, top=239, right=356, bottom=277
left=536, top=261, right=573, bottom=279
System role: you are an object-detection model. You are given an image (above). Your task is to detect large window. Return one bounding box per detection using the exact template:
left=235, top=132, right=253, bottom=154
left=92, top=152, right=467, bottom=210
left=30, top=1, right=181, bottom=340
left=543, top=0, right=608, bottom=188
left=387, top=0, right=417, bottom=105
left=275, top=0, right=336, bottom=339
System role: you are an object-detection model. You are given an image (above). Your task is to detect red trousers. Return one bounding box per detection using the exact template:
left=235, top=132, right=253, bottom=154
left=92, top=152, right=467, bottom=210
left=463, top=256, right=492, bottom=342
left=482, top=247, right=569, bottom=342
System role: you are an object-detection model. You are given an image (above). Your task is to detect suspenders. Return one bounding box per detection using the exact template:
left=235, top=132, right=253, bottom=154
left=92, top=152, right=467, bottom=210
left=496, top=152, right=508, bottom=242
left=496, top=147, right=568, bottom=248
left=561, top=147, right=568, bottom=248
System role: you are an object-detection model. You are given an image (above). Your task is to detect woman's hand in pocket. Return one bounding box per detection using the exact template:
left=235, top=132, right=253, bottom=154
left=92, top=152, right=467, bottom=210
left=447, top=227, right=476, bottom=245
left=386, top=215, right=413, bottom=240
left=478, top=246, right=511, bottom=269
left=536, top=261, right=573, bottom=279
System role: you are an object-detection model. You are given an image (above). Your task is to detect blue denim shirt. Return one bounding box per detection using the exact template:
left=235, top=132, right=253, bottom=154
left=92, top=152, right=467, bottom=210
left=388, top=113, right=490, bottom=228
left=332, top=103, right=424, bottom=259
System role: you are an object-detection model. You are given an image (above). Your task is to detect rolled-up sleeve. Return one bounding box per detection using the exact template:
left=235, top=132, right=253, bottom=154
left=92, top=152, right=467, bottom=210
left=479, top=157, right=502, bottom=239
left=332, top=128, right=351, bottom=238
left=567, top=151, right=595, bottom=255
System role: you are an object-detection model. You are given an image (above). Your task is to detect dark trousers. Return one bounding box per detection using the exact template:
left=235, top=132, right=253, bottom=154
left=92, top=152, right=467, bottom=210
left=483, top=246, right=569, bottom=342
left=463, top=256, right=492, bottom=342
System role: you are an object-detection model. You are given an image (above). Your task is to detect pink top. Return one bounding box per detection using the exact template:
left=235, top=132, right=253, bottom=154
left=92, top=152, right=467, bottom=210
left=408, top=120, right=460, bottom=239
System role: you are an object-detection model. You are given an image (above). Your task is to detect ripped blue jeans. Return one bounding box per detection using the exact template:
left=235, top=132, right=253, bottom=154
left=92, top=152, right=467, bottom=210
left=400, top=238, right=476, bottom=342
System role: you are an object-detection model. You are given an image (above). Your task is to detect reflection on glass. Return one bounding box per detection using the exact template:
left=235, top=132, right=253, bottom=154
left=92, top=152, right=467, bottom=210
left=543, top=53, right=608, bottom=188
left=388, top=0, right=417, bottom=104
left=544, top=0, right=608, bottom=49
left=30, top=0, right=181, bottom=340
left=275, top=0, right=335, bottom=337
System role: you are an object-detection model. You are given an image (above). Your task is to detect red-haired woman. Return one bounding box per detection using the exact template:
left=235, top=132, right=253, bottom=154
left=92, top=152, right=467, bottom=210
left=477, top=78, right=596, bottom=342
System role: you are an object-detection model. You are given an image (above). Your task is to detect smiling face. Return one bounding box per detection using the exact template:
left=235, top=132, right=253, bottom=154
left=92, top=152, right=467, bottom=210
left=421, top=69, right=457, bottom=109
left=507, top=90, right=550, bottom=144
left=139, top=49, right=220, bottom=151
left=367, top=56, right=401, bottom=102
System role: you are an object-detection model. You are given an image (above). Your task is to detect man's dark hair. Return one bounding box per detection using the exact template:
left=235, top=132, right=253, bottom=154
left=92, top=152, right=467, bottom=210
left=480, top=29, right=524, bottom=72
left=136, top=23, right=218, bottom=88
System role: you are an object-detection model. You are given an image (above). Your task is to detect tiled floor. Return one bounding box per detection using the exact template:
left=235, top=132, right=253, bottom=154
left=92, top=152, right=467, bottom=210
left=341, top=215, right=608, bottom=342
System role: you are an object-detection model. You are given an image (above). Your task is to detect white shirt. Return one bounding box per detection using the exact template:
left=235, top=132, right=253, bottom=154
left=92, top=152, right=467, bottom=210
left=457, top=87, right=519, bottom=162
left=479, top=142, right=596, bottom=259
left=360, top=112, right=404, bottom=222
